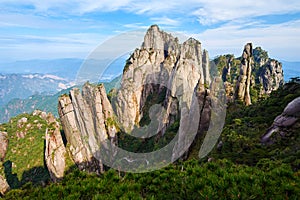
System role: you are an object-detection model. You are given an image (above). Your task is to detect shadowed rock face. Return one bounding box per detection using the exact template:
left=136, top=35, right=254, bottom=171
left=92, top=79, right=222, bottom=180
left=261, top=97, right=300, bottom=143
left=0, top=131, right=8, bottom=161
left=58, top=82, right=117, bottom=174
left=45, top=113, right=67, bottom=182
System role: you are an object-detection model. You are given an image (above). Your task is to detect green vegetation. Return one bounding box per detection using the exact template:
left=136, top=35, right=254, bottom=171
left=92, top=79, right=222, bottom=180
left=1, top=79, right=300, bottom=199
left=0, top=113, right=50, bottom=189
left=208, top=82, right=300, bottom=168
left=3, top=159, right=299, bottom=199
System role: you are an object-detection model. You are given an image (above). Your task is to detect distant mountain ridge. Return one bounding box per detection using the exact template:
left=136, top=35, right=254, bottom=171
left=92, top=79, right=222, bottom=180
left=0, top=75, right=121, bottom=123
left=0, top=58, right=82, bottom=80
left=0, top=73, right=74, bottom=106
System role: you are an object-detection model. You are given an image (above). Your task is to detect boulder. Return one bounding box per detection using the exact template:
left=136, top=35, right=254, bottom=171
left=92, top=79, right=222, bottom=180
left=261, top=97, right=300, bottom=143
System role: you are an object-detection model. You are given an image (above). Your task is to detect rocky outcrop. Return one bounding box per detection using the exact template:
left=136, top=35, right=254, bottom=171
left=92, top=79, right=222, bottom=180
left=45, top=113, right=67, bottom=182
left=114, top=25, right=209, bottom=136
left=218, top=44, right=284, bottom=104
left=258, top=59, right=284, bottom=95
left=0, top=175, right=10, bottom=195
left=235, top=43, right=253, bottom=106
left=261, top=97, right=300, bottom=143
left=58, top=82, right=117, bottom=174
left=0, top=131, right=8, bottom=161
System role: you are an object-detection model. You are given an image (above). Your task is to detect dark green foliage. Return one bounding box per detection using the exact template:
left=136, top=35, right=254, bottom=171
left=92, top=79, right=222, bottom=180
left=4, top=159, right=299, bottom=200
left=117, top=119, right=179, bottom=153
left=139, top=86, right=167, bottom=127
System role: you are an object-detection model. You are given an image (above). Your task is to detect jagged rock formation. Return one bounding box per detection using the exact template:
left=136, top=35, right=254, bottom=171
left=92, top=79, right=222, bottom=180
left=258, top=59, right=284, bottom=95
left=0, top=131, right=8, bottom=161
left=114, top=25, right=210, bottom=136
left=217, top=44, right=284, bottom=104
left=58, top=82, right=117, bottom=174
left=0, top=175, right=10, bottom=195
left=261, top=97, right=300, bottom=143
left=235, top=43, right=253, bottom=106
left=108, top=25, right=220, bottom=163
left=45, top=113, right=67, bottom=182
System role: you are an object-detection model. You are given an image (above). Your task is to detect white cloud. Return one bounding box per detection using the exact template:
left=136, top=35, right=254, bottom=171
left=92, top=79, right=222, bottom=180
left=150, top=16, right=180, bottom=26
left=192, top=20, right=300, bottom=61
left=191, top=0, right=300, bottom=25
left=1, top=0, right=300, bottom=61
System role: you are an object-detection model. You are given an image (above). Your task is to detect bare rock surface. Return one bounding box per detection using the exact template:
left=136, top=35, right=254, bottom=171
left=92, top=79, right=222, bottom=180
left=58, top=83, right=117, bottom=173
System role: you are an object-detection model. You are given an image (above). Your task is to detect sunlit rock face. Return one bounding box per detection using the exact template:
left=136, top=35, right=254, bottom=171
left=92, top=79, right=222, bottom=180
left=58, top=83, right=117, bottom=174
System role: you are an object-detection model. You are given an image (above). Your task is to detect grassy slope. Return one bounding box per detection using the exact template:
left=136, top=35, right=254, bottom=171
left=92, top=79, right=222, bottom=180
left=0, top=113, right=49, bottom=189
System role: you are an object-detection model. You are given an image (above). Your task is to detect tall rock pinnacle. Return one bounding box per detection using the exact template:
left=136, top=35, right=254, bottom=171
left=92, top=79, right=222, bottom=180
left=236, top=43, right=253, bottom=106
left=58, top=83, right=117, bottom=173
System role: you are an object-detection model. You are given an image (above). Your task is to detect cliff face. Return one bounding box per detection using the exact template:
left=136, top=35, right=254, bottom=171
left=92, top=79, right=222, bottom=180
left=58, top=83, right=117, bottom=174
left=112, top=25, right=215, bottom=161
left=45, top=113, right=67, bottom=182
left=235, top=43, right=253, bottom=106
left=114, top=25, right=210, bottom=136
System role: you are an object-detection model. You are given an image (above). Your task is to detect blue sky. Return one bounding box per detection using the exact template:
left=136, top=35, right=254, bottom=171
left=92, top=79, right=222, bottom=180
left=1, top=0, right=300, bottom=62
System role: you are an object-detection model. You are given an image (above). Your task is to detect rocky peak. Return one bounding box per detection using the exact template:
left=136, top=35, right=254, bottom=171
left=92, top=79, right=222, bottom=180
left=58, top=82, right=117, bottom=174
left=142, top=24, right=179, bottom=53
left=253, top=47, right=268, bottom=67
left=115, top=26, right=210, bottom=134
